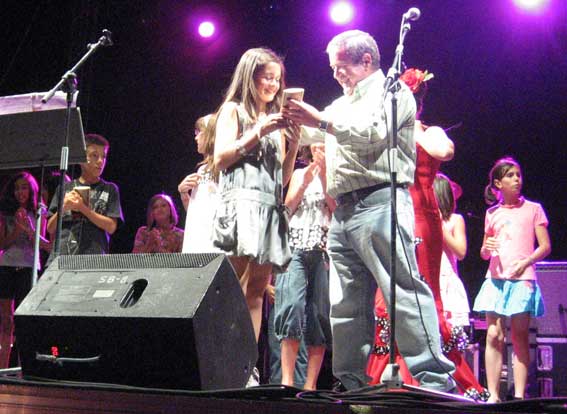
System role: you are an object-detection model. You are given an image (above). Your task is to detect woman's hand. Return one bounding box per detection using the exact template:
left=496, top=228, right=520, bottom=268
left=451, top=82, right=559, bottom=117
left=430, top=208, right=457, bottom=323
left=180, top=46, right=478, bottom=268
left=266, top=283, right=275, bottom=305
left=146, top=228, right=162, bottom=251
left=178, top=173, right=201, bottom=195
left=258, top=113, right=288, bottom=137
left=311, top=143, right=326, bottom=171
left=14, top=208, right=34, bottom=238
left=284, top=120, right=301, bottom=149
left=302, top=162, right=320, bottom=188
left=481, top=236, right=500, bottom=258
left=510, top=258, right=532, bottom=278
left=483, top=236, right=499, bottom=252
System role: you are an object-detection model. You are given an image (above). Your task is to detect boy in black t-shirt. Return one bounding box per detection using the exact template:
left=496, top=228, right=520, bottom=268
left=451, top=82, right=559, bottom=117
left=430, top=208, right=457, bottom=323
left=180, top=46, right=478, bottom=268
left=47, top=134, right=123, bottom=255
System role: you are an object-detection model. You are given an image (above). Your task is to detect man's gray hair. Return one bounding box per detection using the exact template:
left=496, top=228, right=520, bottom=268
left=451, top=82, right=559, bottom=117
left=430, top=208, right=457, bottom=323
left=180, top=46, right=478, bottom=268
left=326, top=30, right=380, bottom=69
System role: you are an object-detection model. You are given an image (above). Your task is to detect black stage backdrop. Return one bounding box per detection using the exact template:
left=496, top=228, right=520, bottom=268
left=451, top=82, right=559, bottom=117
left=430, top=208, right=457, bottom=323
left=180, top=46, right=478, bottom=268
left=1, top=0, right=566, bottom=301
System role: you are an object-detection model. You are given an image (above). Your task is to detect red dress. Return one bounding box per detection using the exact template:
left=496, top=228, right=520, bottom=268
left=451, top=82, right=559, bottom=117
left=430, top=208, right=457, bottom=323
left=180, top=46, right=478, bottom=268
left=367, top=143, right=487, bottom=400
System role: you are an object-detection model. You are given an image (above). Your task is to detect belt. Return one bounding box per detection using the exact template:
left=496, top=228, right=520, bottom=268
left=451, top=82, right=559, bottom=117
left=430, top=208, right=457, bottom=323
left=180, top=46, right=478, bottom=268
left=336, top=182, right=408, bottom=206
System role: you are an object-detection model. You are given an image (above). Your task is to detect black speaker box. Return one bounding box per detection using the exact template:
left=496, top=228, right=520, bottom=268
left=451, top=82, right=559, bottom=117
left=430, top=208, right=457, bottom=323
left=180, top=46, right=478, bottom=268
left=535, top=261, right=567, bottom=336
left=14, top=253, right=257, bottom=391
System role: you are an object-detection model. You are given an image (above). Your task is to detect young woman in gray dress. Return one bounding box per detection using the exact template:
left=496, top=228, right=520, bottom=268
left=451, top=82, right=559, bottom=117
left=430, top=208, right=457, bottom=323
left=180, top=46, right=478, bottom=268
left=212, top=48, right=300, bottom=358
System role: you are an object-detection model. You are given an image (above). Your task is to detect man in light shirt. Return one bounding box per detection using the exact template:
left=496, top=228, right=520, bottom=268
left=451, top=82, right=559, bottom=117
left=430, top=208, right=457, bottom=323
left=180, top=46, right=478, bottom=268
left=283, top=29, right=455, bottom=392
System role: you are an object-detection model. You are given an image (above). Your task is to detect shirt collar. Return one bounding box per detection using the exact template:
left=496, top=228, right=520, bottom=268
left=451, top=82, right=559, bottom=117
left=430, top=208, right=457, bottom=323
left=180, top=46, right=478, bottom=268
left=499, top=196, right=525, bottom=208
left=347, top=69, right=385, bottom=101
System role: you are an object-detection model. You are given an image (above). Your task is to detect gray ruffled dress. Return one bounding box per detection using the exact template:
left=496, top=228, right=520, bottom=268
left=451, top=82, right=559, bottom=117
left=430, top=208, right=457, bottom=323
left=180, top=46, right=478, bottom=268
left=212, top=105, right=292, bottom=272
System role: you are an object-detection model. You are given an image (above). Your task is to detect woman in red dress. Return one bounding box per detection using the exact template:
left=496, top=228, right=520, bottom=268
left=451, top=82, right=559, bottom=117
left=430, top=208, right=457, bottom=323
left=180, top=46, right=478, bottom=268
left=367, top=69, right=488, bottom=401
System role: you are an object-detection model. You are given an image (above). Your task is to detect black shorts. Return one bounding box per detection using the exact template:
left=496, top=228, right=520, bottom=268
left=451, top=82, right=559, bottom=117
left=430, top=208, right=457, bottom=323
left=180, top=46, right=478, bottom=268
left=0, top=266, right=33, bottom=305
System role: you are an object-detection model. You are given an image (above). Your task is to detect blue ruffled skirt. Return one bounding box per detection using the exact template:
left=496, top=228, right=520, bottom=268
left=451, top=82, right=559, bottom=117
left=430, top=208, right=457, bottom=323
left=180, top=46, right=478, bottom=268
left=473, top=278, right=544, bottom=317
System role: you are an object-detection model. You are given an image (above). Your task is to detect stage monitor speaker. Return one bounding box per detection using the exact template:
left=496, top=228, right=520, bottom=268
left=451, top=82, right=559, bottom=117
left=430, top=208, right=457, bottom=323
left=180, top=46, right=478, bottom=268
left=14, top=253, right=257, bottom=391
left=535, top=261, right=567, bottom=337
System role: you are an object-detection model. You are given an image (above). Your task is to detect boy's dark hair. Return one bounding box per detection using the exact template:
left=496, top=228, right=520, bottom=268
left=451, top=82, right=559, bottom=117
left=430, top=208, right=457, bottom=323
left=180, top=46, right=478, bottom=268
left=85, top=133, right=110, bottom=151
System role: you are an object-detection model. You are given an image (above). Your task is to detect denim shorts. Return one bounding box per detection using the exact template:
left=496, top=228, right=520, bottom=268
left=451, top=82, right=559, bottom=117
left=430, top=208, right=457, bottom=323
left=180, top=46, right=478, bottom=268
left=274, top=249, right=332, bottom=347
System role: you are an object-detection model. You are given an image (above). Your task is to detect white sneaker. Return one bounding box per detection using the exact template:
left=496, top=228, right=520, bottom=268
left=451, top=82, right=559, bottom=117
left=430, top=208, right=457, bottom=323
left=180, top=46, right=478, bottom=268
left=245, top=367, right=260, bottom=388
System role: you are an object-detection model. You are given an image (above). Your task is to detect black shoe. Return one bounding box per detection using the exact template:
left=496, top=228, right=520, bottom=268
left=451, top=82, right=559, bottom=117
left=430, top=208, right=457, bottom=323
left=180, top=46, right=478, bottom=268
left=332, top=379, right=347, bottom=393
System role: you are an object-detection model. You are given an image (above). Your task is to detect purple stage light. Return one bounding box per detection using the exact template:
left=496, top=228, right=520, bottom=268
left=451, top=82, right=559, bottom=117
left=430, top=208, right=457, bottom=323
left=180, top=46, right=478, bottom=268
left=512, top=0, right=550, bottom=13
left=198, top=21, right=215, bottom=38
left=329, top=1, right=355, bottom=25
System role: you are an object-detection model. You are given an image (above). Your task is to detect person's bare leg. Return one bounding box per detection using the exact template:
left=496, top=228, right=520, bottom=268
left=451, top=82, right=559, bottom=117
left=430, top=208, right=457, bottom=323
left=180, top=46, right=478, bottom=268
left=0, top=300, right=14, bottom=369
left=304, top=345, right=325, bottom=390
left=242, top=261, right=272, bottom=341
left=281, top=338, right=300, bottom=386
left=485, top=313, right=505, bottom=403
left=229, top=256, right=250, bottom=293
left=510, top=312, right=530, bottom=399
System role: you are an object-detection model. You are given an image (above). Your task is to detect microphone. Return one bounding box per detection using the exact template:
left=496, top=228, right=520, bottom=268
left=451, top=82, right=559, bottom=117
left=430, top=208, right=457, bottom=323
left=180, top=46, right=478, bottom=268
left=100, top=29, right=113, bottom=46
left=403, top=7, right=421, bottom=22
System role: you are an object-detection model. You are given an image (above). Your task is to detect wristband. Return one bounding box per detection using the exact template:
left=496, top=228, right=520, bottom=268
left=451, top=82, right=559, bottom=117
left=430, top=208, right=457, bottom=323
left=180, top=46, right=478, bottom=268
left=318, top=119, right=330, bottom=133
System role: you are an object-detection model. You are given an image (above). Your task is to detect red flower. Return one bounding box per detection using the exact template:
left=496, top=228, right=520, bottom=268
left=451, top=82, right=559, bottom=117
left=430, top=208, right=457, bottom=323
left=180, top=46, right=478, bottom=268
left=399, top=68, right=433, bottom=94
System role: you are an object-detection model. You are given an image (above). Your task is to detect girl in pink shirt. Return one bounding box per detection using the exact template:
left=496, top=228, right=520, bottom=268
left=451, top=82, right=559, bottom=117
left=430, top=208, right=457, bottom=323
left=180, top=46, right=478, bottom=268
left=473, top=157, right=551, bottom=402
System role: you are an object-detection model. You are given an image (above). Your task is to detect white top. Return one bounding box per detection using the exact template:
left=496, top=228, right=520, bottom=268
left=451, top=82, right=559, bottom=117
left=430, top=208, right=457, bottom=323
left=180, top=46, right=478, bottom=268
left=288, top=175, right=331, bottom=251
left=182, top=165, right=222, bottom=253
left=439, top=216, right=470, bottom=327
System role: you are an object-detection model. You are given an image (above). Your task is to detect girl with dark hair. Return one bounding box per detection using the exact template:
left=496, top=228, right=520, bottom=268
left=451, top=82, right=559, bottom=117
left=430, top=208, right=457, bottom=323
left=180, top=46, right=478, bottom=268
left=0, top=171, right=49, bottom=367
left=434, top=173, right=470, bottom=329
left=473, top=157, right=551, bottom=402
left=274, top=143, right=334, bottom=390
left=212, top=47, right=300, bottom=385
left=132, top=193, right=183, bottom=253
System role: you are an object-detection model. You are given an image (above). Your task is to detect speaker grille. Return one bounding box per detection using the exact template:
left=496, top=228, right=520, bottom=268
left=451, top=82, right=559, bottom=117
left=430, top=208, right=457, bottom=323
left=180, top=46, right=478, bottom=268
left=59, top=253, right=223, bottom=270
left=536, top=261, right=567, bottom=336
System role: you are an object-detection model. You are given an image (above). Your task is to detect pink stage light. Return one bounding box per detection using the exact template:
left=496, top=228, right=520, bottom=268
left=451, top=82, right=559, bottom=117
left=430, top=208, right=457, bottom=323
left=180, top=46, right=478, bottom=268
left=198, top=21, right=215, bottom=38
left=329, top=1, right=355, bottom=25
left=512, top=0, right=550, bottom=13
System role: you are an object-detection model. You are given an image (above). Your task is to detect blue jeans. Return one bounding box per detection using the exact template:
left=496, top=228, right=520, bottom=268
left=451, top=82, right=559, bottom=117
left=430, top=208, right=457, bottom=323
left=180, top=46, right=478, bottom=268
left=328, top=187, right=455, bottom=391
left=267, top=301, right=308, bottom=387
left=274, top=249, right=332, bottom=347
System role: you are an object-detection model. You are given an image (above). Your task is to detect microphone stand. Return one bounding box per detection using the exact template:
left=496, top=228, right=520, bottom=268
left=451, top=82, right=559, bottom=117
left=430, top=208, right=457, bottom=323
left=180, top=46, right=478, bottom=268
left=379, top=15, right=414, bottom=390
left=31, top=165, right=47, bottom=286
left=372, top=12, right=468, bottom=401
left=43, top=30, right=113, bottom=258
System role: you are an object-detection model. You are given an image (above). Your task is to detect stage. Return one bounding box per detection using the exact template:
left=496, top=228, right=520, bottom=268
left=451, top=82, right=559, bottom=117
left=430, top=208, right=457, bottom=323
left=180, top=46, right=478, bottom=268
left=0, top=371, right=565, bottom=414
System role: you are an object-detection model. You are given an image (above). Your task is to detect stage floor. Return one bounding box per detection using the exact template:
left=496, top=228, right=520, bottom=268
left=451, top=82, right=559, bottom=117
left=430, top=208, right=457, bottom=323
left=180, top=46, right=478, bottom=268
left=1, top=372, right=565, bottom=414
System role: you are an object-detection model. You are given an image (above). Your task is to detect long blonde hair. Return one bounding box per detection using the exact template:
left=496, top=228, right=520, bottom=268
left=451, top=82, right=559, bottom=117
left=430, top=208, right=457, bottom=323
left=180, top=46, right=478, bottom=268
left=197, top=113, right=219, bottom=182
left=221, top=47, right=285, bottom=121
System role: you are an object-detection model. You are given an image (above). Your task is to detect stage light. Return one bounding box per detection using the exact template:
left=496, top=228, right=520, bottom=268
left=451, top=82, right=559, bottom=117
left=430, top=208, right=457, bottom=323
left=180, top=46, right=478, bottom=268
left=329, top=1, right=355, bottom=25
left=198, top=21, right=215, bottom=38
left=512, top=0, right=550, bottom=13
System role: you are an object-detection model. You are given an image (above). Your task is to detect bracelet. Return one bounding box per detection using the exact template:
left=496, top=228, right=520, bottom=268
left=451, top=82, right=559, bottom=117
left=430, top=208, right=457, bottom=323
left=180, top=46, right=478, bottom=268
left=235, top=140, right=248, bottom=157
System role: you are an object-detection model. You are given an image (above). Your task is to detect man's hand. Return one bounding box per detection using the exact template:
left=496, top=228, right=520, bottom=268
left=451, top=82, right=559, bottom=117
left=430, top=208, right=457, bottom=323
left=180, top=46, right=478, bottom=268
left=282, top=99, right=322, bottom=128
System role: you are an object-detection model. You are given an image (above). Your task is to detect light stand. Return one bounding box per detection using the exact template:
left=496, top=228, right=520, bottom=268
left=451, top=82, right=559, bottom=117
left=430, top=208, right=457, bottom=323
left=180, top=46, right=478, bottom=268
left=42, top=30, right=113, bottom=258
